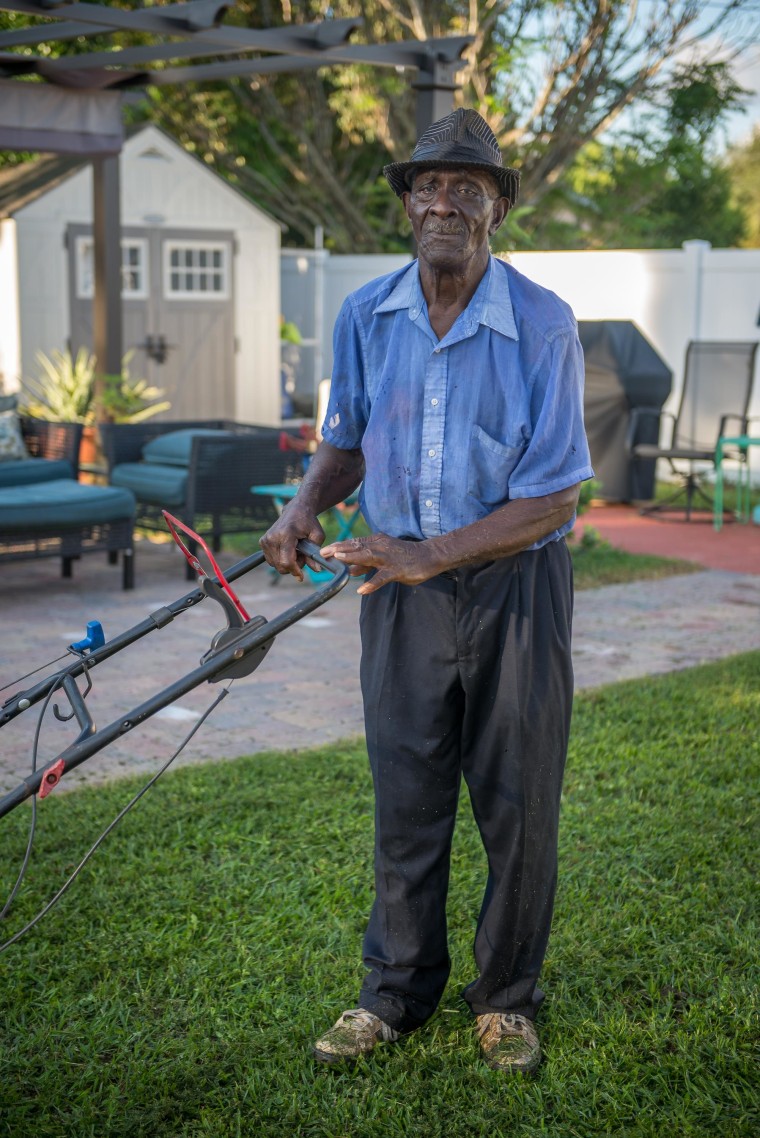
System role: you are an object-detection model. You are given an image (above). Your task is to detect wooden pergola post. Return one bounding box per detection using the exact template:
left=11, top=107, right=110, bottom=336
left=413, top=58, right=461, bottom=138
left=92, top=154, right=123, bottom=403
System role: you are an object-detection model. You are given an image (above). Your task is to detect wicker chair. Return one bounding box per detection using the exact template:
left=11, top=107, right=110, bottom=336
left=99, top=419, right=292, bottom=576
left=19, top=416, right=82, bottom=471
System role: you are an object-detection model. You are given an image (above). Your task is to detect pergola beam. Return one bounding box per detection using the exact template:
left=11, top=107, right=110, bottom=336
left=0, top=3, right=357, bottom=50
left=37, top=20, right=365, bottom=74
left=0, top=0, right=231, bottom=45
left=0, top=1, right=231, bottom=35
left=140, top=36, right=472, bottom=87
left=0, top=23, right=469, bottom=84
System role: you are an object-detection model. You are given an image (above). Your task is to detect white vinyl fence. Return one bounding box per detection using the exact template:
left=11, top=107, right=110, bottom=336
left=281, top=240, right=760, bottom=438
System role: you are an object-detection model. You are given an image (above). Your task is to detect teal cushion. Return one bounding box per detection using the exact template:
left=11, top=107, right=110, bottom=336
left=111, top=461, right=188, bottom=506
left=141, top=429, right=230, bottom=468
left=0, top=458, right=74, bottom=487
left=0, top=480, right=135, bottom=532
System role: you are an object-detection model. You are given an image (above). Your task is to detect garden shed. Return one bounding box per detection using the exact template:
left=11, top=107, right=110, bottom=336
left=0, top=125, right=282, bottom=424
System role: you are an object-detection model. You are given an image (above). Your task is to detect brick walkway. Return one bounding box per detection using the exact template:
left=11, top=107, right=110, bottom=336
left=0, top=529, right=758, bottom=798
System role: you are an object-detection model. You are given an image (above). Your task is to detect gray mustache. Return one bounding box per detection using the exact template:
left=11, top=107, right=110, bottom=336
left=424, top=223, right=465, bottom=235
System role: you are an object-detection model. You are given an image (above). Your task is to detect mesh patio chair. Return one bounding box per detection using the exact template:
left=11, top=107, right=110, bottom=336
left=628, top=341, right=758, bottom=520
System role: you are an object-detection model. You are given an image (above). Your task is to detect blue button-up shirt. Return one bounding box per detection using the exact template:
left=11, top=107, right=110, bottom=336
left=321, top=255, right=594, bottom=549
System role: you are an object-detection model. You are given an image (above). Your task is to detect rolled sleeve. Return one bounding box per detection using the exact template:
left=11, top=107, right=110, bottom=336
left=508, top=327, right=594, bottom=500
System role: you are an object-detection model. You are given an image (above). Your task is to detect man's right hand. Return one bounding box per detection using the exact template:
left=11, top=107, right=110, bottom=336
left=260, top=505, right=326, bottom=581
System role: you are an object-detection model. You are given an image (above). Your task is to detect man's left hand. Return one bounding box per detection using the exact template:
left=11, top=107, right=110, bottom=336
left=320, top=534, right=442, bottom=595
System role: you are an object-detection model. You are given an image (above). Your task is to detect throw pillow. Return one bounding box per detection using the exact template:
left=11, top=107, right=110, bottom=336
left=0, top=409, right=30, bottom=462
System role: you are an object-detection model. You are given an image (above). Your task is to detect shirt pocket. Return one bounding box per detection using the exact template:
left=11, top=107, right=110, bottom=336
left=467, top=424, right=525, bottom=508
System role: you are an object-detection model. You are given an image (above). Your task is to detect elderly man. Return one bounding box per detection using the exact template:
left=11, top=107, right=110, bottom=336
left=261, top=108, right=593, bottom=1075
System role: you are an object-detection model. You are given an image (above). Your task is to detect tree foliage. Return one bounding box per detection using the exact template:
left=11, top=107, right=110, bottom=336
left=136, top=0, right=755, bottom=251
left=0, top=1, right=756, bottom=250
left=727, top=127, right=760, bottom=248
left=525, top=61, right=750, bottom=250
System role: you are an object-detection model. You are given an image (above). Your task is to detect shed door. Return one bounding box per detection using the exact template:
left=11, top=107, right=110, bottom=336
left=68, top=224, right=236, bottom=420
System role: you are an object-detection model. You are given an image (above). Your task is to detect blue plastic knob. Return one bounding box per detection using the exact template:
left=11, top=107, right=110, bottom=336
left=69, top=620, right=105, bottom=654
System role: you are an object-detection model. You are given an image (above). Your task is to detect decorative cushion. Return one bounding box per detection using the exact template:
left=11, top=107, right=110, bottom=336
left=141, top=429, right=231, bottom=468
left=0, top=459, right=74, bottom=488
left=0, top=409, right=30, bottom=462
left=110, top=461, right=188, bottom=506
left=0, top=480, right=136, bottom=532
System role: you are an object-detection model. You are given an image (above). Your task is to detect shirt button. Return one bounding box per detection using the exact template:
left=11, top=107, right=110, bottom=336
left=425, top=499, right=433, bottom=508
left=428, top=449, right=436, bottom=458
left=431, top=398, right=439, bottom=406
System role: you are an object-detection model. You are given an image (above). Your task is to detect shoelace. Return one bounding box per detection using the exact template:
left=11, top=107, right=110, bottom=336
left=477, top=1012, right=530, bottom=1039
left=340, top=1009, right=399, bottom=1042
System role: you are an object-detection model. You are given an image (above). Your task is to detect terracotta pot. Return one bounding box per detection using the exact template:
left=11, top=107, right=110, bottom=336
left=78, top=425, right=103, bottom=481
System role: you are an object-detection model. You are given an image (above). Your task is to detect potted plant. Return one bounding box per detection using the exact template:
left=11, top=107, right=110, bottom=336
left=21, top=346, right=97, bottom=425
left=97, top=353, right=172, bottom=425
left=21, top=347, right=171, bottom=466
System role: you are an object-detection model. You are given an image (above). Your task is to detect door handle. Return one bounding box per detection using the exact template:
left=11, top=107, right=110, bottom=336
left=140, top=334, right=175, bottom=364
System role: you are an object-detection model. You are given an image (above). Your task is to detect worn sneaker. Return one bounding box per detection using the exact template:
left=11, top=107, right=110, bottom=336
left=476, top=1012, right=542, bottom=1075
left=313, top=1008, right=400, bottom=1064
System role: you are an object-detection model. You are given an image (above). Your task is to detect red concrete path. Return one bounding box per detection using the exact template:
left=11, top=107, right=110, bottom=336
left=575, top=503, right=760, bottom=574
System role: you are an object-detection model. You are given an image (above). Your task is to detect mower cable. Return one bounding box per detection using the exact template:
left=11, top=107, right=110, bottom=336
left=0, top=680, right=232, bottom=954
left=0, top=653, right=71, bottom=694
left=0, top=672, right=66, bottom=922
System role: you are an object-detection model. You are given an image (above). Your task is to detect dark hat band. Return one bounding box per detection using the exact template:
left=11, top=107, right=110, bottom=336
left=383, top=158, right=520, bottom=207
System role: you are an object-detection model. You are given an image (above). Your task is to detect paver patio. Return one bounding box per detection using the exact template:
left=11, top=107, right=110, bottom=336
left=0, top=509, right=758, bottom=797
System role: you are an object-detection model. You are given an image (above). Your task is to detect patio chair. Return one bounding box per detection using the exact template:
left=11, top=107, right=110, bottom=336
left=628, top=340, right=758, bottom=520
left=99, top=419, right=290, bottom=578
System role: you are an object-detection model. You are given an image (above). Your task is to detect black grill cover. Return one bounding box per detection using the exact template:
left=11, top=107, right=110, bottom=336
left=578, top=320, right=672, bottom=502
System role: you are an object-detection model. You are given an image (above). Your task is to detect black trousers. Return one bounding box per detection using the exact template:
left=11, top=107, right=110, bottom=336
left=356, top=541, right=574, bottom=1033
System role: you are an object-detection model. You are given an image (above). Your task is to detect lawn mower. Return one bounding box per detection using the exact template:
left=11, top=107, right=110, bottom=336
left=0, top=512, right=348, bottom=948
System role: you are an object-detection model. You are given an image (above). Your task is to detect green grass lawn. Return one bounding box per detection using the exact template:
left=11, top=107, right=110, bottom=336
left=569, top=531, right=699, bottom=589
left=651, top=477, right=744, bottom=515
left=0, top=653, right=757, bottom=1137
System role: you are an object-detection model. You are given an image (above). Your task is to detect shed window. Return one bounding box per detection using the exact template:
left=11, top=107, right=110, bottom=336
left=164, top=242, right=229, bottom=299
left=75, top=237, right=149, bottom=300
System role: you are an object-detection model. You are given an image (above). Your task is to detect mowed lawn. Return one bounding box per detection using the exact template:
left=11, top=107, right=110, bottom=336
left=0, top=653, right=757, bottom=1137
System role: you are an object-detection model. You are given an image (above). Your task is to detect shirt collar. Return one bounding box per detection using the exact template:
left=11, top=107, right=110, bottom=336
left=373, top=256, right=518, bottom=341
left=373, top=262, right=420, bottom=315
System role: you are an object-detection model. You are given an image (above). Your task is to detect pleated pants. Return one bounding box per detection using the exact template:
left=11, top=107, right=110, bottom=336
left=356, top=540, right=574, bottom=1032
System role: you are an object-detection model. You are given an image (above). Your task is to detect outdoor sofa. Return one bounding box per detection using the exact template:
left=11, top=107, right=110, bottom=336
left=0, top=407, right=136, bottom=589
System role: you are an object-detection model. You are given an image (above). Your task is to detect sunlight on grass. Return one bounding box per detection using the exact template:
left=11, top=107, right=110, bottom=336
left=0, top=654, right=757, bottom=1135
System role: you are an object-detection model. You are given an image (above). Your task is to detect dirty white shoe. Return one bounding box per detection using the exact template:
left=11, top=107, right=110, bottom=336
left=476, top=1012, right=541, bottom=1075
left=313, top=1008, right=400, bottom=1064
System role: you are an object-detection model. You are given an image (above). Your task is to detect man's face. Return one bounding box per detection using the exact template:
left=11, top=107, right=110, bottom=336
left=402, top=167, right=508, bottom=272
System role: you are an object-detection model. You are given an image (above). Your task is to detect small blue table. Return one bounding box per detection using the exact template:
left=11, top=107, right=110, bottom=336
left=251, top=482, right=362, bottom=582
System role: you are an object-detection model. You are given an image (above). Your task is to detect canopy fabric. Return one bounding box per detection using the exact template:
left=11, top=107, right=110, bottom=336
left=0, top=81, right=123, bottom=155
left=578, top=320, right=672, bottom=502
